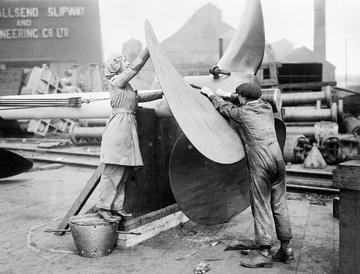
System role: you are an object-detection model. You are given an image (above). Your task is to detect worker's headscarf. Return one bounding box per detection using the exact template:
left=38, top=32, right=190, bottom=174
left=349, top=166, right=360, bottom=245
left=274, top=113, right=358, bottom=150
left=104, top=52, right=126, bottom=80
left=235, top=82, right=262, bottom=100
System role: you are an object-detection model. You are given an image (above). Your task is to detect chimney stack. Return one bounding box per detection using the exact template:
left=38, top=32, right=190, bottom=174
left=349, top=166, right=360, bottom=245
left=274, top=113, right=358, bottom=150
left=314, top=0, right=326, bottom=61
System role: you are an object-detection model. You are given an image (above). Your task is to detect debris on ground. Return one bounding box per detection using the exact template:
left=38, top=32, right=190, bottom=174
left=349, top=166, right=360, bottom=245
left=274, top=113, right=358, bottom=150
left=176, top=250, right=198, bottom=261
left=224, top=239, right=258, bottom=251
left=208, top=241, right=220, bottom=247
left=286, top=192, right=333, bottom=206
left=193, top=261, right=211, bottom=274
left=308, top=198, right=327, bottom=206
left=37, top=140, right=71, bottom=148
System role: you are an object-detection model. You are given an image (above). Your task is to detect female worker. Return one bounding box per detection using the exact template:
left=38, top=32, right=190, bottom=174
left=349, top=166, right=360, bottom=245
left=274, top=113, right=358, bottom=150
left=97, top=48, right=162, bottom=222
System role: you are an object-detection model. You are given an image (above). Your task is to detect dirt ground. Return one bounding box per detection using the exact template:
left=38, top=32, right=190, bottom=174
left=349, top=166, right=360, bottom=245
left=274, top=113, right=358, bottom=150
left=0, top=165, right=339, bottom=274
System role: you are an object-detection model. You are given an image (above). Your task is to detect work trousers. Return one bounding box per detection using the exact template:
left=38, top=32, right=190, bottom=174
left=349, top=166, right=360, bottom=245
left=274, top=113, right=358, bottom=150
left=247, top=148, right=293, bottom=246
left=96, top=164, right=130, bottom=211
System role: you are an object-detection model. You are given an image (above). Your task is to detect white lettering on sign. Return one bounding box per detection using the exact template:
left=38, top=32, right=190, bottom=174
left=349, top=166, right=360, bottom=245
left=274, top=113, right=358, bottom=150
left=0, top=7, right=39, bottom=18
left=0, top=27, right=70, bottom=40
left=16, top=19, right=32, bottom=27
left=0, top=28, right=39, bottom=39
left=0, top=5, right=84, bottom=39
left=42, top=27, right=53, bottom=38
left=55, top=27, right=69, bottom=38
left=47, top=7, right=85, bottom=17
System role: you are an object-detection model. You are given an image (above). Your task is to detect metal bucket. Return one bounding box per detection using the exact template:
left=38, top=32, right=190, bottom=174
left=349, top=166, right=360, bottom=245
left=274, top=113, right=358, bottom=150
left=69, top=214, right=118, bottom=258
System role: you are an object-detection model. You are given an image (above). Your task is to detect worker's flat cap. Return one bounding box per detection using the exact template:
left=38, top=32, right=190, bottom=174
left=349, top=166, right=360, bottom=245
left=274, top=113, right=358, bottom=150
left=235, top=83, right=262, bottom=100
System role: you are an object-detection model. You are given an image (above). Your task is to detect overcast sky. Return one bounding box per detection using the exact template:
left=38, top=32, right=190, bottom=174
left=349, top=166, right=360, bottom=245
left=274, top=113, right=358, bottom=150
left=98, top=0, right=360, bottom=76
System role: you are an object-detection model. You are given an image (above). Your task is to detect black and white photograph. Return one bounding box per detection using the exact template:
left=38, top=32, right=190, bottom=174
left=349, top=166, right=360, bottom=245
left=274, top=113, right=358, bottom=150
left=0, top=0, right=359, bottom=273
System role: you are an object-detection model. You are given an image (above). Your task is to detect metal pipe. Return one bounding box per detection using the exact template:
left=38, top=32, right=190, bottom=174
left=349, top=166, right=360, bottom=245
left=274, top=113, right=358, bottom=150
left=281, top=87, right=331, bottom=106
left=78, top=119, right=108, bottom=127
left=285, top=122, right=316, bottom=127
left=283, top=103, right=338, bottom=122
left=69, top=126, right=105, bottom=144
left=261, top=88, right=282, bottom=112
left=283, top=122, right=338, bottom=141
left=286, top=126, right=315, bottom=137
left=343, top=114, right=360, bottom=136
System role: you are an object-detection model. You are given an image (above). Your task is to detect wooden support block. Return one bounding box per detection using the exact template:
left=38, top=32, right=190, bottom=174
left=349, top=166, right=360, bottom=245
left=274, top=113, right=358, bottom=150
left=339, top=190, right=359, bottom=273
left=55, top=163, right=104, bottom=235
left=117, top=207, right=189, bottom=248
left=119, top=204, right=180, bottom=231
left=333, top=160, right=360, bottom=191
left=333, top=160, right=360, bottom=273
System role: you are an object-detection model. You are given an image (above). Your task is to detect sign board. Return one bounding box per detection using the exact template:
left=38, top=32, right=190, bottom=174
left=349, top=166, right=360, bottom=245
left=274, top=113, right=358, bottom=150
left=0, top=0, right=102, bottom=65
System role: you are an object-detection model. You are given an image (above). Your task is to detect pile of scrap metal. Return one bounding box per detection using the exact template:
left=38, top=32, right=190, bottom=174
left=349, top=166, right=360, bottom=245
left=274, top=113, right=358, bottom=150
left=282, top=85, right=360, bottom=165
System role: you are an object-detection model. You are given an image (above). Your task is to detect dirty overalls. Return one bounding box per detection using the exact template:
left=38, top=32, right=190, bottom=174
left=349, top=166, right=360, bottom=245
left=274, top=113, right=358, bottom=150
left=210, top=95, right=293, bottom=246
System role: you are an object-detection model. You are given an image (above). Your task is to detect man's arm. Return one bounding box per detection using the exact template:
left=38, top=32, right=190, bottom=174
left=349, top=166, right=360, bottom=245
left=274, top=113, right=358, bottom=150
left=201, top=87, right=240, bottom=119
left=109, top=48, right=150, bottom=88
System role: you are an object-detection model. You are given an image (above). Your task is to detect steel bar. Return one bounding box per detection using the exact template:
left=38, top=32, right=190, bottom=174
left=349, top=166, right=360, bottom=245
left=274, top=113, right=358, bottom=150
left=78, top=119, right=108, bottom=127
left=70, top=126, right=105, bottom=144
left=278, top=81, right=336, bottom=89
left=286, top=183, right=339, bottom=193
left=283, top=103, right=338, bottom=122
left=286, top=126, right=315, bottom=137
left=281, top=87, right=331, bottom=106
left=333, top=86, right=360, bottom=96
left=287, top=122, right=338, bottom=140
left=260, top=88, right=282, bottom=112
left=285, top=122, right=316, bottom=127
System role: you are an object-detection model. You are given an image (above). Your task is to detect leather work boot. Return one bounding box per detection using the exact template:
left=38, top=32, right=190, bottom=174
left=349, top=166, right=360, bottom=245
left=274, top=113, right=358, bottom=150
left=98, top=208, right=122, bottom=223
left=273, top=247, right=295, bottom=263
left=240, top=250, right=273, bottom=268
left=112, top=209, right=133, bottom=218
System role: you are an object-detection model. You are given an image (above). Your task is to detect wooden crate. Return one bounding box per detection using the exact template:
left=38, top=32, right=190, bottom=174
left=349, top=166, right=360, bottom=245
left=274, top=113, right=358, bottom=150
left=333, top=160, right=360, bottom=274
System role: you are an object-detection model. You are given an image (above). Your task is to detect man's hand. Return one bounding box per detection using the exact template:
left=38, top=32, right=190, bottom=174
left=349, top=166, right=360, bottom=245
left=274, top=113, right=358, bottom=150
left=215, top=88, right=231, bottom=99
left=200, top=87, right=214, bottom=97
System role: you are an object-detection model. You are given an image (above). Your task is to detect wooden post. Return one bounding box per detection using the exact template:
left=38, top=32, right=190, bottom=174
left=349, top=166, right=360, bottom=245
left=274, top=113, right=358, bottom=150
left=333, top=160, right=360, bottom=273
left=55, top=163, right=104, bottom=235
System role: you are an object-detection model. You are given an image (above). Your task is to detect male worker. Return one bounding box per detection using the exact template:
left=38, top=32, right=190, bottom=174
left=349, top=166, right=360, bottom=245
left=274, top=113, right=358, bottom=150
left=96, top=49, right=162, bottom=222
left=201, top=82, right=294, bottom=268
